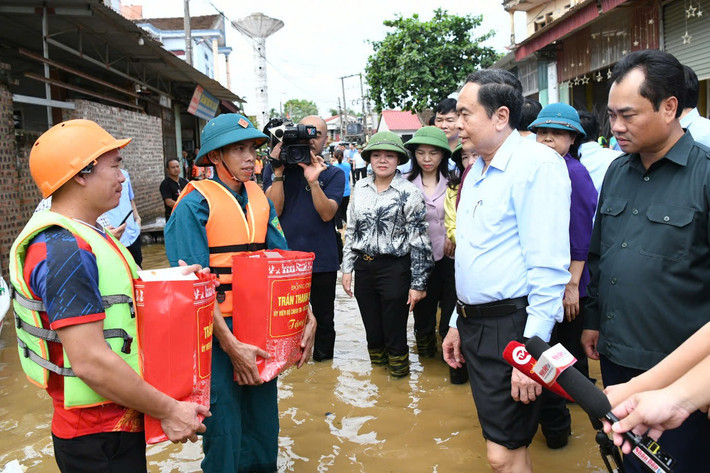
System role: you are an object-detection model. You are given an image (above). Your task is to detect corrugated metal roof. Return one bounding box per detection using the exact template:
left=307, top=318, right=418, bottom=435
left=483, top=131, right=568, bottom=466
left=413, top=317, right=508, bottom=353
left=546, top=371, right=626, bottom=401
left=380, top=110, right=422, bottom=131
left=0, top=0, right=243, bottom=104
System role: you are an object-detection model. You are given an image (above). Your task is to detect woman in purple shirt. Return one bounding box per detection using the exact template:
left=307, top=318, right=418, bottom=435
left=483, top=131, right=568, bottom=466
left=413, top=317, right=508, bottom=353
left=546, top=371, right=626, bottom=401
left=529, top=102, right=598, bottom=448
left=405, top=127, right=457, bottom=368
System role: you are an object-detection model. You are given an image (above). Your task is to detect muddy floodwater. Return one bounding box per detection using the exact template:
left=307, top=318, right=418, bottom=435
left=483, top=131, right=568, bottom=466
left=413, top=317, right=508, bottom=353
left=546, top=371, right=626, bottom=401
left=1, top=244, right=607, bottom=472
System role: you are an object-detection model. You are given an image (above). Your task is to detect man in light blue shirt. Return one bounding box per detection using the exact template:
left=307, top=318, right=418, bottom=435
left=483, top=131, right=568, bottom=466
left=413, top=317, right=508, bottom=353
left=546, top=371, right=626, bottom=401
left=679, top=65, right=710, bottom=147
left=577, top=110, right=622, bottom=198
left=104, top=169, right=142, bottom=265
left=442, top=69, right=571, bottom=473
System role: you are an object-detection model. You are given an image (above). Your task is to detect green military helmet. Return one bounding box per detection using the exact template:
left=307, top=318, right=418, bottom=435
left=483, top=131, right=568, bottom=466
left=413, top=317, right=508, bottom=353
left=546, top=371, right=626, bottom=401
left=195, top=113, right=268, bottom=166
left=528, top=102, right=586, bottom=138
left=404, top=126, right=452, bottom=161
left=361, top=131, right=410, bottom=165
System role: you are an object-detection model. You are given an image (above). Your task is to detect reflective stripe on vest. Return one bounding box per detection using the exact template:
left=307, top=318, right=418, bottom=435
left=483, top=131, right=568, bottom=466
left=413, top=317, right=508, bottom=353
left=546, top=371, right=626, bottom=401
left=9, top=211, right=140, bottom=409
left=173, top=179, right=269, bottom=315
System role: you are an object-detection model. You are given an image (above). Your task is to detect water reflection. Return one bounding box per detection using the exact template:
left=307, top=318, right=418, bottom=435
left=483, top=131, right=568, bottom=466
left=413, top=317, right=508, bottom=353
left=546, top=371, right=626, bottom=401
left=0, top=244, right=606, bottom=472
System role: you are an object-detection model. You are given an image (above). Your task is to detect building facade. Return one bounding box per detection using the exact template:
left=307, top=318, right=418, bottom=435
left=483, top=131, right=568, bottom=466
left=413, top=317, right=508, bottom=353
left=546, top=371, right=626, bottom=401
left=500, top=0, right=708, bottom=138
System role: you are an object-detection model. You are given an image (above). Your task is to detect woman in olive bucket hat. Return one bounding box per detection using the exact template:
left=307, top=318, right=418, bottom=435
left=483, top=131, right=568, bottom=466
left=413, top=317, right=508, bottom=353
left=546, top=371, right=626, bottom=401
left=341, top=131, right=434, bottom=378
left=529, top=102, right=598, bottom=449
left=165, top=113, right=316, bottom=472
left=401, top=127, right=465, bottom=383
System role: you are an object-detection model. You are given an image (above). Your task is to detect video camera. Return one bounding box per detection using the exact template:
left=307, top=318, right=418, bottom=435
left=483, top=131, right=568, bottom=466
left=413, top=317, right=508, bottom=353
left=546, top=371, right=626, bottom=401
left=264, top=118, right=317, bottom=166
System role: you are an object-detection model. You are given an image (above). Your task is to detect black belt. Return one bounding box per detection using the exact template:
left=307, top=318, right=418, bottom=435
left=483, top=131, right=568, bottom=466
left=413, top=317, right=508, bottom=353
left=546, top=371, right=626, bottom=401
left=357, top=252, right=401, bottom=262
left=209, top=242, right=266, bottom=254
left=456, top=296, right=528, bottom=318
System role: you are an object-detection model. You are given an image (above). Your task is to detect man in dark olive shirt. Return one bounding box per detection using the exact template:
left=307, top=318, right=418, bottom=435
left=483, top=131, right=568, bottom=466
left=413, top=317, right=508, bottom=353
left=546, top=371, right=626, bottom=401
left=582, top=50, right=710, bottom=473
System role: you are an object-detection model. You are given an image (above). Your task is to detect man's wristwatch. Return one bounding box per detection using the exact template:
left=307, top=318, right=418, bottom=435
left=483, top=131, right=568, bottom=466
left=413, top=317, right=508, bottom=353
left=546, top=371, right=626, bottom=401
left=272, top=176, right=284, bottom=182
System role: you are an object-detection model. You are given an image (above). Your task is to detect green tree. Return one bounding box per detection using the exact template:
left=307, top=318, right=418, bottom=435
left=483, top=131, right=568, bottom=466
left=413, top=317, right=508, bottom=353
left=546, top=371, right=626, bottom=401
left=365, top=9, right=500, bottom=112
left=283, top=99, right=318, bottom=122
left=329, top=107, right=362, bottom=117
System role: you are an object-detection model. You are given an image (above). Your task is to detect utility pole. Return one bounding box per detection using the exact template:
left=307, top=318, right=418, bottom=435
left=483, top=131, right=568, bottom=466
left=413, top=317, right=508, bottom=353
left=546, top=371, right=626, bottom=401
left=183, top=0, right=192, bottom=66
left=359, top=73, right=366, bottom=143
left=340, top=77, right=347, bottom=139
left=338, top=97, right=345, bottom=141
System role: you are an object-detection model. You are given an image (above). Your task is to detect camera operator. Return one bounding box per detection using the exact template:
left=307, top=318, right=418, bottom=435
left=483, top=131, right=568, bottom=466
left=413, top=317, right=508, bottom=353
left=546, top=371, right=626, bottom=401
left=263, top=116, right=346, bottom=362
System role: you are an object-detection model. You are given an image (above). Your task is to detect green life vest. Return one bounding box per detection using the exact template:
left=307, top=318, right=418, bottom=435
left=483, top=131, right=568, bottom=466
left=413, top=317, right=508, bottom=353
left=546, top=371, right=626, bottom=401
left=9, top=211, right=140, bottom=409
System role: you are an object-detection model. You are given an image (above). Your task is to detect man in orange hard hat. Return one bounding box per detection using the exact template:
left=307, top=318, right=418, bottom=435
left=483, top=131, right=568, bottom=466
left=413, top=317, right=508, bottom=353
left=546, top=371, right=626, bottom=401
left=9, top=119, right=209, bottom=473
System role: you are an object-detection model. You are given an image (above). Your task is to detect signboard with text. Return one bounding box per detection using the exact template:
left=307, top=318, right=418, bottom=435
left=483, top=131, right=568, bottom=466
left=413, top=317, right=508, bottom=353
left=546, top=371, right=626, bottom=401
left=187, top=84, right=219, bottom=120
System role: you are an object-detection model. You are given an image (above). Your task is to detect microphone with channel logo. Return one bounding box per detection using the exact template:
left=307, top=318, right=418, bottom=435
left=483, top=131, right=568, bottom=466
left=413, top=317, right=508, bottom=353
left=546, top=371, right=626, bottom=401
left=502, top=341, right=573, bottom=401
left=525, top=336, right=676, bottom=473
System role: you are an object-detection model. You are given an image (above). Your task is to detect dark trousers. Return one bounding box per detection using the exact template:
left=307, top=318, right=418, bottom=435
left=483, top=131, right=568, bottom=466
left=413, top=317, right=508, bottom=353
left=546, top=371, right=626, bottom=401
left=412, top=256, right=456, bottom=339
left=53, top=431, right=147, bottom=473
left=558, top=298, right=590, bottom=380
left=335, top=195, right=350, bottom=229
left=457, top=306, right=542, bottom=449
left=352, top=167, right=367, bottom=182
left=538, top=325, right=572, bottom=438
left=202, top=316, right=278, bottom=473
left=310, top=271, right=338, bottom=361
left=353, top=255, right=411, bottom=357
left=126, top=236, right=142, bottom=267
left=601, top=355, right=710, bottom=473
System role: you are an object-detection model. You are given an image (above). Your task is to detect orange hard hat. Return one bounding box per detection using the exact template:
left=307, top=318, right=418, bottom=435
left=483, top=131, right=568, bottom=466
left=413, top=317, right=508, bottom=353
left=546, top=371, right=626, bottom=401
left=30, top=119, right=131, bottom=198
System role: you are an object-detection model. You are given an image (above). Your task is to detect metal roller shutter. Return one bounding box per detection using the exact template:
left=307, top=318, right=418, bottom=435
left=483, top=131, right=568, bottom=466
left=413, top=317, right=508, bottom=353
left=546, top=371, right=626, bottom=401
left=664, top=0, right=710, bottom=80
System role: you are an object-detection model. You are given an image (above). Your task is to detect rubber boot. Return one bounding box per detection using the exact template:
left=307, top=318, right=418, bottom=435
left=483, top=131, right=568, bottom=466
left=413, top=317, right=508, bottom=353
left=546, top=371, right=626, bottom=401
left=415, top=332, right=437, bottom=358
left=449, top=366, right=469, bottom=385
left=388, top=353, right=410, bottom=378
left=368, top=347, right=388, bottom=366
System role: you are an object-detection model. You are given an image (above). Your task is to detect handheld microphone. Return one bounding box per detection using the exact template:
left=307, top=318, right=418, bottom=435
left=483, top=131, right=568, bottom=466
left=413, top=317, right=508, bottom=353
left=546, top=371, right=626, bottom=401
left=525, top=336, right=676, bottom=473
left=502, top=341, right=573, bottom=401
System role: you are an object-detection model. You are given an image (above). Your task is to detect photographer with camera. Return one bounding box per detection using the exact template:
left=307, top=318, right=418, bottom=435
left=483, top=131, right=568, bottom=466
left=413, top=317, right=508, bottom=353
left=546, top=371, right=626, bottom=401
left=263, top=115, right=346, bottom=362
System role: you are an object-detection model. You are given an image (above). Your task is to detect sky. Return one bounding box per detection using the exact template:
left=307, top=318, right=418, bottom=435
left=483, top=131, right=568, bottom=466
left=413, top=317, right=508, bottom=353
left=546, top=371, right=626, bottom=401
left=136, top=1, right=511, bottom=117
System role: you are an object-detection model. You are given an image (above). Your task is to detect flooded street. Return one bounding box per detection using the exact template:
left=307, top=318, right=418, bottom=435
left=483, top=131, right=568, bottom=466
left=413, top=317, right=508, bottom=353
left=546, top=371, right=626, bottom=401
left=1, top=244, right=606, bottom=472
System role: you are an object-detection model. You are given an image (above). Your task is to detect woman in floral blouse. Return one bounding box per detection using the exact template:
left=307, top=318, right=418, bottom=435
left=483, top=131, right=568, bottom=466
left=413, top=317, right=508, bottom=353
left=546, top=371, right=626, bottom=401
left=341, top=131, right=434, bottom=378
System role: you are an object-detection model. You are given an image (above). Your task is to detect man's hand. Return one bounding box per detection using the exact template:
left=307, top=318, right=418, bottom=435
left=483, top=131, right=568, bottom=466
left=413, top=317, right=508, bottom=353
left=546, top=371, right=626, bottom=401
left=407, top=289, right=426, bottom=311
left=299, top=151, right=327, bottom=185
left=177, top=259, right=214, bottom=281
left=442, top=328, right=464, bottom=369
left=160, top=400, right=210, bottom=444
left=511, top=367, right=542, bottom=404
left=105, top=223, right=126, bottom=240
left=563, top=282, right=580, bottom=321
left=223, top=334, right=269, bottom=386
left=342, top=273, right=353, bottom=297
left=297, top=307, right=317, bottom=368
left=581, top=329, right=600, bottom=360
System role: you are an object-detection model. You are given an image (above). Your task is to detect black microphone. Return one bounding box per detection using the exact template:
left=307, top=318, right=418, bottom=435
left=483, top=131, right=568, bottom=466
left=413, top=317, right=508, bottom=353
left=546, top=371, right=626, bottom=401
left=525, top=336, right=676, bottom=473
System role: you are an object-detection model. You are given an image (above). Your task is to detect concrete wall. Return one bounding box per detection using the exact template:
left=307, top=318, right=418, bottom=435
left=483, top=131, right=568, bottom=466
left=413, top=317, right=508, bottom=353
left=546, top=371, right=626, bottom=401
left=0, top=80, right=42, bottom=276
left=0, top=80, right=166, bottom=275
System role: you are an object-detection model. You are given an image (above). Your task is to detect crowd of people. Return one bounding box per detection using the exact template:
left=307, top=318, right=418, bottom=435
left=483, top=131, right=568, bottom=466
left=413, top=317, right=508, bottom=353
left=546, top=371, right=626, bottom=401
left=6, top=48, right=710, bottom=473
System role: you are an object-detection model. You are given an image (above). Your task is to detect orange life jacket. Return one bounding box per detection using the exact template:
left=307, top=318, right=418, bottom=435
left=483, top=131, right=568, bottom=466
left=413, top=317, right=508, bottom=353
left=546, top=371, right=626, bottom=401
left=173, top=179, right=269, bottom=315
